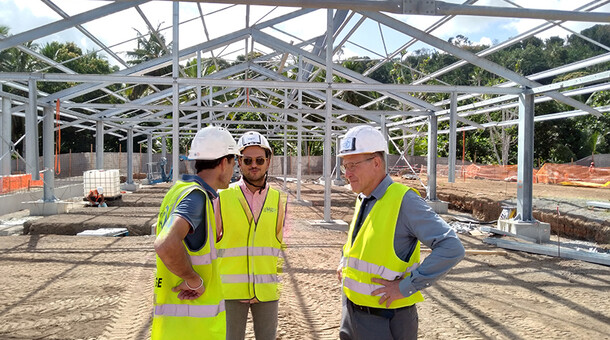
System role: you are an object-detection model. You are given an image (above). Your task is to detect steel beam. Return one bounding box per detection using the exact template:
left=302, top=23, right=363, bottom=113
left=361, top=11, right=603, bottom=117
left=0, top=1, right=149, bottom=51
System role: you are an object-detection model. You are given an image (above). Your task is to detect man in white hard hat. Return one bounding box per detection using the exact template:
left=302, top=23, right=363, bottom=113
left=152, top=126, right=239, bottom=340
left=215, top=131, right=288, bottom=340
left=336, top=125, right=465, bottom=340
left=86, top=186, right=107, bottom=207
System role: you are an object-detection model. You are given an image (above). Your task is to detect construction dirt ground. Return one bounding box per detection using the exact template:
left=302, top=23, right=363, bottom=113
left=0, top=176, right=609, bottom=339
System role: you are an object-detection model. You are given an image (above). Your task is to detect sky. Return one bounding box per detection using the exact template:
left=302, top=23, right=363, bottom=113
left=1, top=0, right=609, bottom=68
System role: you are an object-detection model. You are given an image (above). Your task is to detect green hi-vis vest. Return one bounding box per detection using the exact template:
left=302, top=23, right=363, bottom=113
left=152, top=181, right=226, bottom=340
left=342, top=183, right=425, bottom=309
left=217, top=184, right=288, bottom=302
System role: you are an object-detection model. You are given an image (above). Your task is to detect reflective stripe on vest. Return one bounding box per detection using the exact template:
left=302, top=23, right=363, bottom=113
left=217, top=246, right=281, bottom=258
left=152, top=181, right=225, bottom=340
left=217, top=184, right=287, bottom=301
left=155, top=300, right=226, bottom=318
left=220, top=273, right=280, bottom=284
left=190, top=252, right=218, bottom=265
left=342, top=183, right=425, bottom=309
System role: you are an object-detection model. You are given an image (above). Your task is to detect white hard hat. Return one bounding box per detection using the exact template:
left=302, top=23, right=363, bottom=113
left=338, top=125, right=388, bottom=157
left=97, top=186, right=103, bottom=194
left=237, top=131, right=272, bottom=153
left=188, top=126, right=239, bottom=160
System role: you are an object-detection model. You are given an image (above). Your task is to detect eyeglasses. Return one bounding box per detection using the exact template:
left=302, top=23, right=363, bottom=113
left=242, top=157, right=267, bottom=166
left=340, top=156, right=375, bottom=173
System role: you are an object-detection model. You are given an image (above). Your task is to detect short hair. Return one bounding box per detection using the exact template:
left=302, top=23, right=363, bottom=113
left=194, top=154, right=234, bottom=173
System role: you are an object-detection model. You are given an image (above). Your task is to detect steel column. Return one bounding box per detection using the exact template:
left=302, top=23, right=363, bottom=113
left=127, top=128, right=134, bottom=185
left=147, top=134, right=153, bottom=173
left=26, top=79, right=39, bottom=179
left=172, top=2, right=180, bottom=183
left=323, top=9, right=333, bottom=222
left=296, top=56, right=303, bottom=202
left=96, top=121, right=104, bottom=169
left=197, top=50, right=202, bottom=130
left=516, top=91, right=535, bottom=222
left=448, top=92, right=457, bottom=183
left=1, top=95, right=12, bottom=175
left=42, top=106, right=55, bottom=201
left=427, top=113, right=438, bottom=201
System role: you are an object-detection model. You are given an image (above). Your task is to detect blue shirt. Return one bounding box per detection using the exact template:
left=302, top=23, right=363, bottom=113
left=353, top=175, right=465, bottom=298
left=173, top=174, right=218, bottom=251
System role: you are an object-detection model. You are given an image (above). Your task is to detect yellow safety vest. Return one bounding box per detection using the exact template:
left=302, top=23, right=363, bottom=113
left=152, top=181, right=226, bottom=340
left=217, top=184, right=288, bottom=302
left=342, top=183, right=425, bottom=309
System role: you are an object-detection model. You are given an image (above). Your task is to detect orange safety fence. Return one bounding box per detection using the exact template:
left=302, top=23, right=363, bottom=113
left=419, top=163, right=610, bottom=188
left=0, top=172, right=45, bottom=195
left=536, top=163, right=610, bottom=187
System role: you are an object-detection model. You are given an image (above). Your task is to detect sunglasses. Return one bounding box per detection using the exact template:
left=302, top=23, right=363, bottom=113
left=242, top=157, right=267, bottom=166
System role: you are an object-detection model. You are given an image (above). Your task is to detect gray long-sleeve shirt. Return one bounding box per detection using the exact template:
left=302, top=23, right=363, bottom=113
left=346, top=175, right=465, bottom=298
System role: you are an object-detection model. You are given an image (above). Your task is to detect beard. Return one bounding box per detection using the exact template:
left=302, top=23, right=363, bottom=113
left=243, top=170, right=266, bottom=183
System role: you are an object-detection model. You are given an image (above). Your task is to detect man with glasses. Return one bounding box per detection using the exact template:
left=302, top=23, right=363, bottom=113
left=152, top=126, right=239, bottom=340
left=336, top=125, right=465, bottom=340
left=215, top=131, right=288, bottom=340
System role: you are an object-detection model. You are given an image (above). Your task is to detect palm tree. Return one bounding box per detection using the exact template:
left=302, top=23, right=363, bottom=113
left=125, top=24, right=172, bottom=100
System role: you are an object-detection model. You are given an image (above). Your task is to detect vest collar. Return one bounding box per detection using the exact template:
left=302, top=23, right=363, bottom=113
left=181, top=174, right=218, bottom=199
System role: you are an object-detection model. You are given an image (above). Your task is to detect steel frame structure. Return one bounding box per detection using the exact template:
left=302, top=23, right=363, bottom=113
left=1, top=0, right=609, bottom=222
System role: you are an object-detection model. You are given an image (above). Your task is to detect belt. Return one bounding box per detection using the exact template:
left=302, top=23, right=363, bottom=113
left=348, top=299, right=410, bottom=319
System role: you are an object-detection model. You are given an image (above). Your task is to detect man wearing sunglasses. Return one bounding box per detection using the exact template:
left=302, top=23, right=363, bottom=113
left=215, top=131, right=288, bottom=340
left=336, top=125, right=465, bottom=340
left=152, top=126, right=239, bottom=340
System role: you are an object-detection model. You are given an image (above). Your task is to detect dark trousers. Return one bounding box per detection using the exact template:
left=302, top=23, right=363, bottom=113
left=339, top=295, right=418, bottom=340
left=225, top=299, right=278, bottom=340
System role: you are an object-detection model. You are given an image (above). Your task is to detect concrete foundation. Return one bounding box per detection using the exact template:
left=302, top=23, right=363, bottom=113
left=333, top=178, right=346, bottom=186
left=26, top=200, right=73, bottom=216
left=427, top=200, right=449, bottom=214
left=309, top=219, right=348, bottom=231
left=292, top=199, right=313, bottom=206
left=121, top=182, right=139, bottom=191
left=497, top=219, right=551, bottom=243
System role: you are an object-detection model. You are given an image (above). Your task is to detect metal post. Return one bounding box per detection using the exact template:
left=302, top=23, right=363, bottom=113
left=381, top=114, right=387, bottom=174
left=448, top=92, right=457, bottom=183
left=161, top=136, right=167, bottom=159
left=323, top=8, right=333, bottom=222
left=335, top=136, right=342, bottom=182
left=96, top=120, right=104, bottom=169
left=283, top=89, right=288, bottom=189
left=127, top=128, right=134, bottom=184
left=42, top=106, right=55, bottom=201
left=172, top=1, right=180, bottom=183
left=147, top=134, right=153, bottom=172
left=1, top=95, right=12, bottom=175
left=26, top=78, right=39, bottom=179
left=197, top=50, right=202, bottom=130
left=296, top=55, right=303, bottom=201
left=516, top=90, right=535, bottom=222
left=427, top=113, right=438, bottom=201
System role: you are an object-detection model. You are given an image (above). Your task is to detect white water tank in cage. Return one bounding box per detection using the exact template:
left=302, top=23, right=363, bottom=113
left=83, top=169, right=121, bottom=198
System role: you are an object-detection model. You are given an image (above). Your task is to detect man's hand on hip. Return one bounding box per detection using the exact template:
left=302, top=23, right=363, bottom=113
left=172, top=278, right=205, bottom=300
left=371, top=278, right=405, bottom=308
